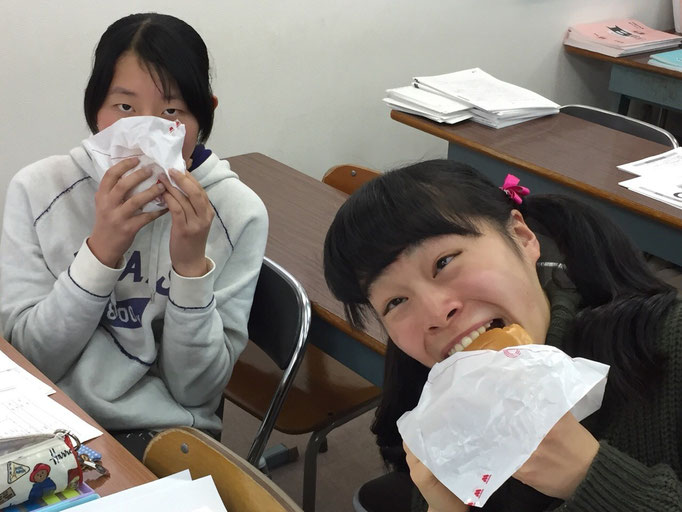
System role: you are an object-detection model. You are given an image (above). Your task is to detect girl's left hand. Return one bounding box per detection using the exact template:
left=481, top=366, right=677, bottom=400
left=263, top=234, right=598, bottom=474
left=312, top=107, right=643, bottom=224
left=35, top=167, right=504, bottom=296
left=161, top=169, right=214, bottom=277
left=404, top=442, right=470, bottom=512
left=513, top=412, right=599, bottom=499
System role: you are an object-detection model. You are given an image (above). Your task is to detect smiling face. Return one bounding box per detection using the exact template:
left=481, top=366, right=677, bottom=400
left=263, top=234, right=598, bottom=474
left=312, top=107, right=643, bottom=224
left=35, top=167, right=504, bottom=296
left=96, top=51, right=200, bottom=165
left=368, top=212, right=550, bottom=368
left=33, top=469, right=48, bottom=483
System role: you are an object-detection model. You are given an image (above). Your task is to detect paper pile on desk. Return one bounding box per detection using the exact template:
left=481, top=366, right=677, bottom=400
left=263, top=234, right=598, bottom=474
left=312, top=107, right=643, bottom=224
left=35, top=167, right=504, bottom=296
left=73, top=470, right=226, bottom=512
left=647, top=48, right=682, bottom=71
left=82, top=116, right=186, bottom=212
left=382, top=86, right=472, bottom=124
left=397, top=344, right=608, bottom=507
left=618, top=147, right=682, bottom=209
left=0, top=351, right=102, bottom=442
left=384, top=68, right=558, bottom=128
left=563, top=18, right=682, bottom=58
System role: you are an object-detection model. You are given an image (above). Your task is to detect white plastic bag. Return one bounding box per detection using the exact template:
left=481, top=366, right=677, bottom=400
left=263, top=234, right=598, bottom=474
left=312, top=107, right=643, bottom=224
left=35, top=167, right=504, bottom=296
left=82, top=116, right=186, bottom=212
left=397, top=345, right=609, bottom=507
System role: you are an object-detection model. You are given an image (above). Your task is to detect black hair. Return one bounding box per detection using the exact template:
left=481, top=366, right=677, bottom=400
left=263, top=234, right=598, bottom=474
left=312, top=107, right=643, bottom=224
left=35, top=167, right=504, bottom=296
left=84, top=13, right=214, bottom=142
left=323, top=159, right=677, bottom=471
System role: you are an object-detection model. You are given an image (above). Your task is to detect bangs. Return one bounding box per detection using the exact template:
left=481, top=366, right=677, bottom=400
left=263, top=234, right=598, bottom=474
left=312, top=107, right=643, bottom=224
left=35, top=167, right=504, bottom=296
left=84, top=13, right=214, bottom=140
left=129, top=17, right=213, bottom=141
left=324, top=163, right=488, bottom=328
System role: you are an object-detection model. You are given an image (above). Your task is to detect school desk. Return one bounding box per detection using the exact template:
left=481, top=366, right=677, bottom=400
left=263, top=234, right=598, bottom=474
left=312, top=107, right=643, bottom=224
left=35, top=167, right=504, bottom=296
left=390, top=110, right=682, bottom=267
left=227, top=153, right=385, bottom=387
left=0, top=338, right=156, bottom=496
left=564, top=46, right=682, bottom=116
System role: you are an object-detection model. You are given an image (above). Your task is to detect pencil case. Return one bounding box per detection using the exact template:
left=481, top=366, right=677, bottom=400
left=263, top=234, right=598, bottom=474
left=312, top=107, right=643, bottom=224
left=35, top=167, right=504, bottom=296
left=0, top=431, right=82, bottom=509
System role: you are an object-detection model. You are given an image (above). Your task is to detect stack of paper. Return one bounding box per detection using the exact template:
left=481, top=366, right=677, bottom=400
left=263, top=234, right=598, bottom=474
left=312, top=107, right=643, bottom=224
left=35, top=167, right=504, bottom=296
left=74, top=470, right=226, bottom=512
left=0, top=351, right=102, bottom=442
left=397, top=68, right=559, bottom=128
left=382, top=86, right=472, bottom=124
left=564, top=18, right=682, bottom=58
left=648, top=48, right=682, bottom=70
left=618, top=147, right=682, bottom=209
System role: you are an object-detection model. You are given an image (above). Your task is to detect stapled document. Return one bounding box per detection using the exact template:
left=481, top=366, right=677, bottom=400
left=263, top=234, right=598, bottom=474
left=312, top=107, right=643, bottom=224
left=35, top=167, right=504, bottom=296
left=618, top=147, right=682, bottom=210
left=384, top=68, right=558, bottom=128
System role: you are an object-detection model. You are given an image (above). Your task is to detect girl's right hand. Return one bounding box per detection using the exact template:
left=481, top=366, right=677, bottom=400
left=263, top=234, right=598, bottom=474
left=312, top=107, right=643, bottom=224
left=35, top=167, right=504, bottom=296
left=88, top=158, right=167, bottom=267
left=404, top=442, right=470, bottom=512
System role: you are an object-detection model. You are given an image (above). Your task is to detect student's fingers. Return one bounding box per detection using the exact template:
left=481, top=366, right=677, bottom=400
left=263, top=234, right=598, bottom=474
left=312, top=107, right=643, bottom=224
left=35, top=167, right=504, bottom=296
left=127, top=208, right=169, bottom=233
left=99, top=158, right=141, bottom=192
left=121, top=181, right=167, bottom=216
left=404, top=443, right=419, bottom=467
left=110, top=166, right=158, bottom=204
left=161, top=188, right=188, bottom=224
left=403, top=442, right=469, bottom=512
left=167, top=170, right=209, bottom=217
left=160, top=181, right=193, bottom=226
left=168, top=167, right=201, bottom=193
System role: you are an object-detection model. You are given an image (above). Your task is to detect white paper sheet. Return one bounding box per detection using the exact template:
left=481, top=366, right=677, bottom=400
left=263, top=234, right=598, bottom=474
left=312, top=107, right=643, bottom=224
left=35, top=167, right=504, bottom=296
left=619, top=173, right=682, bottom=210
left=0, top=389, right=102, bottom=442
left=398, top=345, right=609, bottom=507
left=414, top=68, right=559, bottom=113
left=386, top=86, right=471, bottom=114
left=383, top=99, right=473, bottom=124
left=0, top=352, right=54, bottom=395
left=74, top=471, right=226, bottom=512
left=617, top=147, right=682, bottom=176
left=82, top=116, right=187, bottom=212
left=0, top=368, right=54, bottom=395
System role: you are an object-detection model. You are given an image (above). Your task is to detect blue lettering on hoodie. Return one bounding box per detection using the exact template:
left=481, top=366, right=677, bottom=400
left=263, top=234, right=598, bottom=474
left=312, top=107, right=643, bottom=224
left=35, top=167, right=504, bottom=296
left=104, top=298, right=150, bottom=328
left=101, top=251, right=172, bottom=329
left=119, top=251, right=143, bottom=282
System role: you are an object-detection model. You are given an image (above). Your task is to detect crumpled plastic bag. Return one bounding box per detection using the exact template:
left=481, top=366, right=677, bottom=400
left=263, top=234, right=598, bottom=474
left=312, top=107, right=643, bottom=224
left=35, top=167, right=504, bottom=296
left=397, top=344, right=609, bottom=507
left=82, top=116, right=186, bottom=212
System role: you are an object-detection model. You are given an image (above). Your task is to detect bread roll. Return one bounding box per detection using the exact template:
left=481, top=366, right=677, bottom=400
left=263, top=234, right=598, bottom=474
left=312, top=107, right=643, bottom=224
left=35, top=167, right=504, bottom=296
left=463, top=323, right=532, bottom=351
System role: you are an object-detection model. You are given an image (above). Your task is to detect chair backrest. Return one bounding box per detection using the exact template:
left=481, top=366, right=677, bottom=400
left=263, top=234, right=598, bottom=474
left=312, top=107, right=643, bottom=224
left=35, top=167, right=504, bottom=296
left=249, top=256, right=311, bottom=369
left=241, top=256, right=311, bottom=464
left=560, top=104, right=679, bottom=148
left=143, top=427, right=303, bottom=512
left=322, top=164, right=381, bottom=195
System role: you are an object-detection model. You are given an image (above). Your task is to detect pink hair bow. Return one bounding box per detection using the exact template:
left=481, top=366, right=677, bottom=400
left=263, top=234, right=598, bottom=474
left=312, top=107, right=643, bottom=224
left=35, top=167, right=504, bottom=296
left=500, top=174, right=530, bottom=205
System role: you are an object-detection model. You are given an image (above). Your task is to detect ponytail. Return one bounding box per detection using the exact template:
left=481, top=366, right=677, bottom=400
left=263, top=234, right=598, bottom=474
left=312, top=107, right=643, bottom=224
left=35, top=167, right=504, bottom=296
left=522, top=195, right=677, bottom=403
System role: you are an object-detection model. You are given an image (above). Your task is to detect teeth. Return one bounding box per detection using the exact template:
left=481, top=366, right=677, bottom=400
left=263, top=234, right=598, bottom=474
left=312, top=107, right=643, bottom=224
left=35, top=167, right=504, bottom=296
left=446, top=322, right=492, bottom=358
left=447, top=343, right=464, bottom=357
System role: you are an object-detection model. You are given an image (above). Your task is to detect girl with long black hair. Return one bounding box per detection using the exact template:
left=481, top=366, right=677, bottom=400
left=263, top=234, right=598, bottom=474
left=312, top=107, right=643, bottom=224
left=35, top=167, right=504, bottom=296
left=324, top=159, right=680, bottom=511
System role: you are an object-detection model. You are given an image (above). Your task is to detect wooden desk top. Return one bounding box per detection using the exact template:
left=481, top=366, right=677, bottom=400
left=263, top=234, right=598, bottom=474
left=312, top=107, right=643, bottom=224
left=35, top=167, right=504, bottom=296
left=0, top=339, right=156, bottom=496
left=227, top=153, right=386, bottom=355
left=391, top=110, right=682, bottom=230
left=564, top=45, right=682, bottom=80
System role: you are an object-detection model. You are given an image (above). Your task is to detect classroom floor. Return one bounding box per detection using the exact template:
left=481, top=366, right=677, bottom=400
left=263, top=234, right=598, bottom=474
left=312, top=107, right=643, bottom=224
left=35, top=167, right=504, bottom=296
left=221, top=400, right=385, bottom=512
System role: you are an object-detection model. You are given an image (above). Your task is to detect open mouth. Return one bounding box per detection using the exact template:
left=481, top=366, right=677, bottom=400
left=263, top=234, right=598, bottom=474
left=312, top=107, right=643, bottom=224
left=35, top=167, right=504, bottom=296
left=446, top=318, right=505, bottom=358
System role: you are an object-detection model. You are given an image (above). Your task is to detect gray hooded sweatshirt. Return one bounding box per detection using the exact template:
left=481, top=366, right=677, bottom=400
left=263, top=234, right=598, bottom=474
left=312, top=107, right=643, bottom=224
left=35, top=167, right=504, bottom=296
left=0, top=145, right=268, bottom=431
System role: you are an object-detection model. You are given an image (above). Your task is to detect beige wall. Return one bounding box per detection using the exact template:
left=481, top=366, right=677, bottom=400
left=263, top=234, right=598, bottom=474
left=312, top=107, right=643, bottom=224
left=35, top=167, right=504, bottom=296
left=0, top=0, right=673, bottom=226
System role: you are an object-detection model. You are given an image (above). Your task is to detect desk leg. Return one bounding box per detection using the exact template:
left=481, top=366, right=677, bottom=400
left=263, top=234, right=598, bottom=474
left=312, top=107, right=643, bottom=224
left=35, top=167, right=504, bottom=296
left=617, top=95, right=631, bottom=116
left=447, top=143, right=682, bottom=267
left=308, top=315, right=384, bottom=387
left=610, top=64, right=682, bottom=116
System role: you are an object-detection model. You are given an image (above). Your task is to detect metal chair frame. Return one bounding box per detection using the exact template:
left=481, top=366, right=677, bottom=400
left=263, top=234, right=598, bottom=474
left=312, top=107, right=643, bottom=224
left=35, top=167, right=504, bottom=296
left=560, top=104, right=679, bottom=148
left=241, top=256, right=312, bottom=466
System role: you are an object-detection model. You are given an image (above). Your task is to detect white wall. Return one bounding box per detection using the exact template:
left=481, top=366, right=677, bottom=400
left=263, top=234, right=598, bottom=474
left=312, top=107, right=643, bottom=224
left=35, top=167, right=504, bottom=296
left=0, top=1, right=673, bottom=226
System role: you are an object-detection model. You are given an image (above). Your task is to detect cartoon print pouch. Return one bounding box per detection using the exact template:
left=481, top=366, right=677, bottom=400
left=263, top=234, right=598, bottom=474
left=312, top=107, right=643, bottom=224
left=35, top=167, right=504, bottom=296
left=0, top=430, right=82, bottom=509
